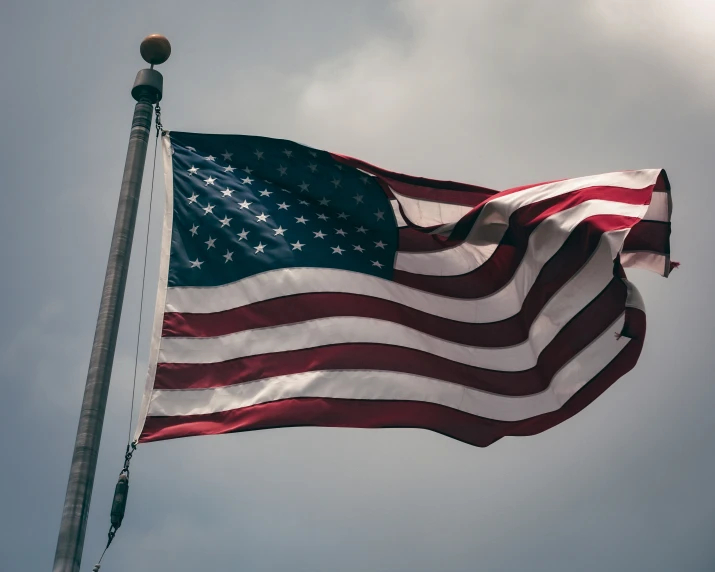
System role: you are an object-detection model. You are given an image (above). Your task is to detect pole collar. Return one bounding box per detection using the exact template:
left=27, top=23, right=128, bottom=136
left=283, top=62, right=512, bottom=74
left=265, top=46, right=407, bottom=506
left=131, top=68, right=163, bottom=102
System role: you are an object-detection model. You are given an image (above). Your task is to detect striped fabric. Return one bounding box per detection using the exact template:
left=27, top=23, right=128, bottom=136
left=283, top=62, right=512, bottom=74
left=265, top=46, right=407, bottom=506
left=134, top=132, right=673, bottom=447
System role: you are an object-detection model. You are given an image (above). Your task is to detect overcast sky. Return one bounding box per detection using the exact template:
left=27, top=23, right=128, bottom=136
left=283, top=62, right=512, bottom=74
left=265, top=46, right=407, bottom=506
left=2, top=1, right=714, bottom=571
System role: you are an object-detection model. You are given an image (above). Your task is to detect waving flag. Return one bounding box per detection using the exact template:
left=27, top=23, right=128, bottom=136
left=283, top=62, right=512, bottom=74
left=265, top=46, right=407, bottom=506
left=134, top=132, right=673, bottom=447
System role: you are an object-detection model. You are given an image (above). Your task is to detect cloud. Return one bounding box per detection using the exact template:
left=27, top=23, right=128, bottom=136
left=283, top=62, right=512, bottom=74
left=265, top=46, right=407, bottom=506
left=588, top=0, right=715, bottom=98
left=274, top=0, right=714, bottom=187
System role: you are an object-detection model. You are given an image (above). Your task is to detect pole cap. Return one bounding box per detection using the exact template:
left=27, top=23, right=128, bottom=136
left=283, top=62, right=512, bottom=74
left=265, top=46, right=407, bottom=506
left=140, top=34, right=171, bottom=66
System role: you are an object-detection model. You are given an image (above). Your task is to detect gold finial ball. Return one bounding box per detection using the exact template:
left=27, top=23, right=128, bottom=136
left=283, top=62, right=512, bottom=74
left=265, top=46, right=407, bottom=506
left=140, top=34, right=171, bottom=66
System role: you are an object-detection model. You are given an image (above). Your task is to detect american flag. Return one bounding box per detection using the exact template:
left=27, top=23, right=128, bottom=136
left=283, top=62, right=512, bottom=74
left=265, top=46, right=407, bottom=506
left=134, top=131, right=673, bottom=447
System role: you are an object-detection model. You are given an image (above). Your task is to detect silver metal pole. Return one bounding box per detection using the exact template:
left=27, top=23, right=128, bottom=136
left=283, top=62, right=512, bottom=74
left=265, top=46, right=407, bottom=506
left=52, top=35, right=171, bottom=572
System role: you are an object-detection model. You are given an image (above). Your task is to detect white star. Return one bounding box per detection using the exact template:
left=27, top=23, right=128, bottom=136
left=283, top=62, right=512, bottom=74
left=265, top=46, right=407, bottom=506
left=189, top=224, right=199, bottom=236
left=223, top=250, right=234, bottom=263
left=222, top=150, right=233, bottom=161
left=241, top=176, right=254, bottom=185
left=187, top=193, right=199, bottom=204
left=205, top=155, right=216, bottom=161
left=224, top=165, right=235, bottom=173
left=318, top=197, right=330, bottom=206
left=186, top=146, right=196, bottom=152
left=336, top=164, right=343, bottom=170
left=254, top=149, right=264, bottom=160
left=353, top=244, right=365, bottom=252
left=219, top=216, right=232, bottom=227
left=237, top=229, right=249, bottom=241
left=238, top=199, right=252, bottom=209
left=317, top=213, right=329, bottom=221
left=256, top=212, right=269, bottom=223
left=280, top=187, right=291, bottom=194
left=277, top=202, right=290, bottom=210
left=337, top=212, right=349, bottom=219
left=360, top=176, right=370, bottom=184
left=331, top=178, right=341, bottom=188
left=188, top=166, right=199, bottom=175
left=282, top=149, right=293, bottom=158
left=331, top=246, right=345, bottom=255
left=204, top=176, right=216, bottom=186
left=375, top=210, right=385, bottom=220
left=335, top=228, right=347, bottom=237
left=203, top=204, right=215, bottom=215
left=259, top=189, right=273, bottom=197
left=221, top=188, right=234, bottom=197
left=277, top=165, right=288, bottom=176
left=190, top=258, right=203, bottom=268
left=205, top=236, right=216, bottom=249
left=273, top=226, right=287, bottom=236
left=243, top=166, right=253, bottom=175
left=353, top=194, right=364, bottom=204
left=295, top=216, right=308, bottom=224
left=371, top=260, right=384, bottom=268
left=298, top=199, right=310, bottom=206
left=356, top=226, right=368, bottom=234
left=308, top=163, right=318, bottom=173
left=374, top=240, right=386, bottom=249
left=298, top=182, right=310, bottom=193
left=254, top=242, right=266, bottom=254
left=313, top=230, right=326, bottom=239
left=291, top=241, right=304, bottom=251
left=308, top=151, right=317, bottom=157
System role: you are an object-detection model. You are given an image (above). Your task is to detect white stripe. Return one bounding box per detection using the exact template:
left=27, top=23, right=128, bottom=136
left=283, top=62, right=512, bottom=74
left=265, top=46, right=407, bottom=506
left=390, top=191, right=474, bottom=228
left=624, top=279, right=646, bottom=312
left=643, top=191, right=670, bottom=222
left=621, top=251, right=670, bottom=276
left=159, top=229, right=626, bottom=370
left=463, top=170, right=659, bottom=242
left=166, top=229, right=627, bottom=325
left=148, top=313, right=630, bottom=422
left=426, top=177, right=666, bottom=239
left=390, top=200, right=408, bottom=227
left=395, top=198, right=648, bottom=276
left=395, top=170, right=658, bottom=242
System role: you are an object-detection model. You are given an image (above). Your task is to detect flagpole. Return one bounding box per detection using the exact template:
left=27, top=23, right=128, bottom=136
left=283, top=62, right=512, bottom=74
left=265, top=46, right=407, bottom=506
left=52, top=35, right=171, bottom=572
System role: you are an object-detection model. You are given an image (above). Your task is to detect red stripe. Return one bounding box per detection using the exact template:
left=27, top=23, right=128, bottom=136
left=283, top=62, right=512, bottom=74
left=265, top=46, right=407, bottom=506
left=398, top=227, right=461, bottom=252
left=392, top=185, right=653, bottom=299
left=653, top=171, right=670, bottom=192
left=623, top=220, right=670, bottom=255
left=140, top=309, right=645, bottom=446
left=441, top=169, right=667, bottom=227
left=332, top=153, right=497, bottom=206
left=163, top=259, right=625, bottom=346
left=156, top=278, right=627, bottom=396
left=397, top=186, right=653, bottom=253
left=394, top=214, right=636, bottom=298
left=446, top=185, right=654, bottom=243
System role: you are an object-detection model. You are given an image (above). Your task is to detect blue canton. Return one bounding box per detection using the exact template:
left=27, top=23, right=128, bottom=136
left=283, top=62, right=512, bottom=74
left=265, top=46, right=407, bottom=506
left=168, top=132, right=398, bottom=288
